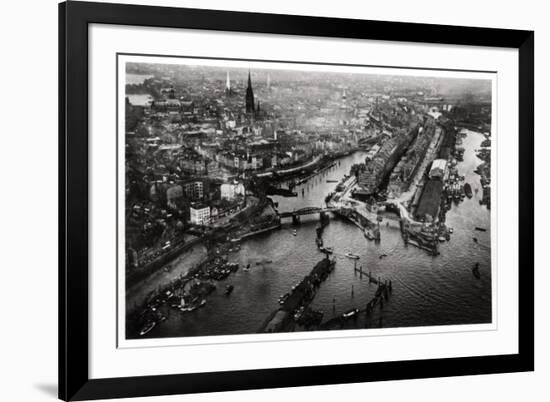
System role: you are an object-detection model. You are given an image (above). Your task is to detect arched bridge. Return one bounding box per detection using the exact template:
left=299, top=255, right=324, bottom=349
left=279, top=206, right=339, bottom=218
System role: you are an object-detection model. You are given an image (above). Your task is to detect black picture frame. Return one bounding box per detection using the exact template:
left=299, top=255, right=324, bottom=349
left=59, top=1, right=534, bottom=400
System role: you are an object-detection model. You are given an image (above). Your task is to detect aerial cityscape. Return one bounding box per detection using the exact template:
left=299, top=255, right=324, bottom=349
left=123, top=59, right=493, bottom=339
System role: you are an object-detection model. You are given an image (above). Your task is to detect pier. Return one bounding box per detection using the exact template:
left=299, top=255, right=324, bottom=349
left=320, top=277, right=393, bottom=330
left=259, top=258, right=336, bottom=333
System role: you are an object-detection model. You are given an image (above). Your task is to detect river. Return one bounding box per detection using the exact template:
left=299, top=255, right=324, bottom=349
left=136, top=129, right=491, bottom=338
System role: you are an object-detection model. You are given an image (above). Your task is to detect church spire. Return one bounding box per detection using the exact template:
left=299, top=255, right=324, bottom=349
left=245, top=70, right=255, bottom=114
left=225, top=71, right=231, bottom=92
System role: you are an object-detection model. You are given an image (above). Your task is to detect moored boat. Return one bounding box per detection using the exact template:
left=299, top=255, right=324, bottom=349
left=139, top=321, right=156, bottom=336
left=472, top=263, right=481, bottom=279
left=345, top=252, right=360, bottom=260
left=342, top=308, right=359, bottom=319
left=464, top=183, right=473, bottom=198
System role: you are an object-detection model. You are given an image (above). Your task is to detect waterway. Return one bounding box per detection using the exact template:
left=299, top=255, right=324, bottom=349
left=136, top=130, right=491, bottom=338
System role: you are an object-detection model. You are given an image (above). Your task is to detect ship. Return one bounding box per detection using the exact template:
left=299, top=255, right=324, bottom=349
left=472, top=263, right=481, bottom=279
left=342, top=308, right=359, bottom=319
left=345, top=252, right=360, bottom=260
left=464, top=183, right=473, bottom=198
left=139, top=321, right=156, bottom=336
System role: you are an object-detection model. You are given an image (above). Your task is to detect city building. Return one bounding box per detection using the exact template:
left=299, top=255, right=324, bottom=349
left=429, top=159, right=448, bottom=179
left=183, top=180, right=204, bottom=200
left=166, top=185, right=184, bottom=209
left=189, top=203, right=211, bottom=225
left=221, top=182, right=245, bottom=200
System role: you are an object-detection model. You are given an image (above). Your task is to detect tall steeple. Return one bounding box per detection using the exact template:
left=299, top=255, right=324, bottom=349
left=225, top=71, right=231, bottom=95
left=245, top=70, right=255, bottom=114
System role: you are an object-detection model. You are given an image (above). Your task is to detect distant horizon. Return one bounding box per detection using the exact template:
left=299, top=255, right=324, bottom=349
left=126, top=59, right=492, bottom=99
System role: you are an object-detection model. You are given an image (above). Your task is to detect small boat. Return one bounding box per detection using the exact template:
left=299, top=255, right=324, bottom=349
left=364, top=230, right=375, bottom=240
left=139, top=321, right=156, bottom=336
left=324, top=247, right=334, bottom=254
left=379, top=254, right=388, bottom=259
left=472, top=263, right=481, bottom=279
left=345, top=252, right=360, bottom=260
left=326, top=179, right=338, bottom=183
left=475, top=227, right=487, bottom=232
left=292, top=230, right=297, bottom=236
left=473, top=237, right=478, bottom=243
left=342, top=308, right=359, bottom=319
left=225, top=285, right=234, bottom=295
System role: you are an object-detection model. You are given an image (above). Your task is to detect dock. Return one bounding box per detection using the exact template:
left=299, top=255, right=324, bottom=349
left=259, top=258, right=336, bottom=333
left=320, top=277, right=393, bottom=330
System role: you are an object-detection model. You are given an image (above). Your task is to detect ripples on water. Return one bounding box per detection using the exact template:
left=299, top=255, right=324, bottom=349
left=139, top=131, right=491, bottom=338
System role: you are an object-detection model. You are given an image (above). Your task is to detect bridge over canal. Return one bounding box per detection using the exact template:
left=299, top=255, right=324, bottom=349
left=278, top=206, right=339, bottom=218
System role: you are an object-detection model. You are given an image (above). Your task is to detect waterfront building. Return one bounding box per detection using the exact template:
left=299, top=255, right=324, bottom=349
left=189, top=203, right=211, bottom=225
left=429, top=159, right=448, bottom=179
left=221, top=182, right=245, bottom=200
left=415, top=179, right=444, bottom=222
left=366, top=144, right=380, bottom=160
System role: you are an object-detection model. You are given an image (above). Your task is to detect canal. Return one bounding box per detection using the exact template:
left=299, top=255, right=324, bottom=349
left=137, top=129, right=491, bottom=338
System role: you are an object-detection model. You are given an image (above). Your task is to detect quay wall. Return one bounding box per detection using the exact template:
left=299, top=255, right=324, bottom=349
left=127, top=237, right=202, bottom=287
left=259, top=258, right=335, bottom=333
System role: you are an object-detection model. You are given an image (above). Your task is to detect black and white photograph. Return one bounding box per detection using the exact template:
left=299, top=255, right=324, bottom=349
left=0, top=0, right=540, bottom=400
left=121, top=57, right=494, bottom=340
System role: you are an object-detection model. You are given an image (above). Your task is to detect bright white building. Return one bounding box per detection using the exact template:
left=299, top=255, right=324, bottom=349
left=189, top=203, right=210, bottom=225
left=221, top=182, right=245, bottom=200
left=429, top=159, right=448, bottom=179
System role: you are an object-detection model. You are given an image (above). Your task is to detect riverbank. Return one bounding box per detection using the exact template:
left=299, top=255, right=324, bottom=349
left=475, top=137, right=491, bottom=209
left=127, top=236, right=202, bottom=287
